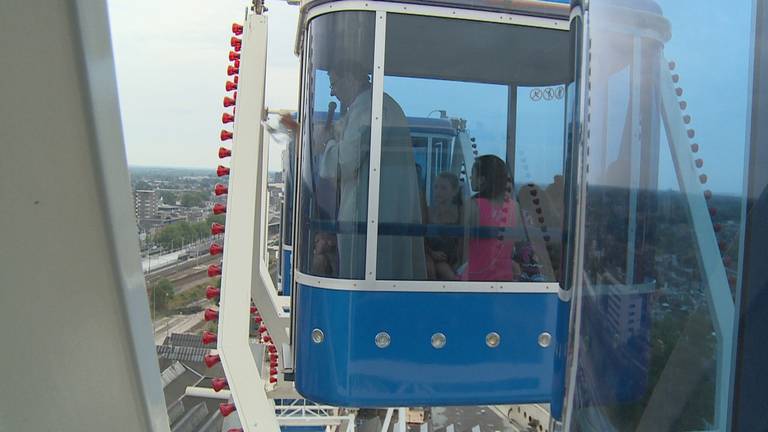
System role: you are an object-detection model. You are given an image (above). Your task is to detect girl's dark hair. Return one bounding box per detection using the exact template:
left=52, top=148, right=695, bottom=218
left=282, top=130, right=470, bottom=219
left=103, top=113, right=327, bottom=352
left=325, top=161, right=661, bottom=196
left=436, top=171, right=462, bottom=206
left=472, top=155, right=509, bottom=200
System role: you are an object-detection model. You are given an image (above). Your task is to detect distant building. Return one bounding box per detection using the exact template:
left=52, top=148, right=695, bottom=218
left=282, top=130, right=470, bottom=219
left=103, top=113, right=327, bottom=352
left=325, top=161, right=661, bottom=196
left=268, top=170, right=283, bottom=183
left=134, top=189, right=159, bottom=222
left=157, top=333, right=227, bottom=431
left=184, top=208, right=205, bottom=223
left=138, top=218, right=165, bottom=233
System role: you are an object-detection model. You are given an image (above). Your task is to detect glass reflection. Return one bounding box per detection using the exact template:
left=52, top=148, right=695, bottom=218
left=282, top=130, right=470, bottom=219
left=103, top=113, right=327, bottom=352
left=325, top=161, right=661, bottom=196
left=296, top=11, right=375, bottom=279
left=373, top=86, right=428, bottom=280
left=566, top=1, right=753, bottom=430
left=377, top=13, right=570, bottom=282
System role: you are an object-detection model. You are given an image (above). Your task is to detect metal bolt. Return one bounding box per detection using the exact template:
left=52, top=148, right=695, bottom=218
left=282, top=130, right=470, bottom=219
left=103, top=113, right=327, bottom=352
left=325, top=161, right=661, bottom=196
left=485, top=332, right=501, bottom=348
left=538, top=332, right=552, bottom=348
left=311, top=328, right=324, bottom=344
left=431, top=332, right=446, bottom=349
left=375, top=332, right=390, bottom=348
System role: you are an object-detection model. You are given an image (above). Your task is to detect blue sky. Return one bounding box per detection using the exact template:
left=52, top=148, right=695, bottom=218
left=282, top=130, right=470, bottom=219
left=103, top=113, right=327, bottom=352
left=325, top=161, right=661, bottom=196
left=313, top=69, right=566, bottom=186
left=652, top=0, right=753, bottom=194
left=110, top=0, right=756, bottom=193
left=109, top=0, right=300, bottom=169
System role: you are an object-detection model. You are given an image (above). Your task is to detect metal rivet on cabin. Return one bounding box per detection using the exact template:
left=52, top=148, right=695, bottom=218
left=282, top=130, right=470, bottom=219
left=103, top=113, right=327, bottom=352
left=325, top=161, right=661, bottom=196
left=486, top=332, right=501, bottom=348
left=538, top=332, right=552, bottom=348
left=375, top=332, right=390, bottom=348
left=311, top=328, right=324, bottom=344
left=431, top=332, right=446, bottom=349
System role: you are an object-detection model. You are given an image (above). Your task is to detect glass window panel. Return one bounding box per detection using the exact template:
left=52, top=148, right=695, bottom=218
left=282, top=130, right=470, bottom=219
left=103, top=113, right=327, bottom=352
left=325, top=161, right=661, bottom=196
left=515, top=85, right=567, bottom=281
left=566, top=1, right=754, bottom=430
left=281, top=124, right=295, bottom=247
left=263, top=116, right=286, bottom=288
left=295, top=11, right=375, bottom=279
left=376, top=13, right=570, bottom=282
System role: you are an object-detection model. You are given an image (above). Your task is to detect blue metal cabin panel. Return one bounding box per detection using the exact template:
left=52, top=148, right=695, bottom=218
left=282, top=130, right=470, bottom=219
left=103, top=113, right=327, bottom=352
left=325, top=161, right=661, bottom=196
left=549, top=297, right=571, bottom=419
left=282, top=249, right=293, bottom=295
left=281, top=427, right=327, bottom=432
left=294, top=285, right=562, bottom=406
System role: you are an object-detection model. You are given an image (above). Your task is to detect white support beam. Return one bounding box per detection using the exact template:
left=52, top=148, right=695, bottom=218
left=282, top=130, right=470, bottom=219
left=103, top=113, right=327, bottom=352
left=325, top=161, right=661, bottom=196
left=625, top=37, right=643, bottom=284
left=278, top=418, right=348, bottom=426
left=382, top=408, right=394, bottom=432
left=364, top=10, right=388, bottom=280
left=273, top=400, right=355, bottom=428
left=217, top=10, right=284, bottom=432
left=396, top=408, right=407, bottom=432
left=659, top=57, right=735, bottom=431
left=347, top=411, right=357, bottom=432
left=0, top=1, right=169, bottom=430
left=185, top=387, right=232, bottom=400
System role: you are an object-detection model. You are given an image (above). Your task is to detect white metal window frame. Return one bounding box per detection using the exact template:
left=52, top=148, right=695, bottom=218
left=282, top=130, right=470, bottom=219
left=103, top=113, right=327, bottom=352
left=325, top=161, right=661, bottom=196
left=217, top=13, right=288, bottom=432
left=409, top=133, right=434, bottom=203
left=562, top=5, right=737, bottom=429
left=294, top=271, right=560, bottom=293
left=304, top=0, right=567, bottom=30
left=410, top=132, right=454, bottom=204
left=294, top=1, right=570, bottom=294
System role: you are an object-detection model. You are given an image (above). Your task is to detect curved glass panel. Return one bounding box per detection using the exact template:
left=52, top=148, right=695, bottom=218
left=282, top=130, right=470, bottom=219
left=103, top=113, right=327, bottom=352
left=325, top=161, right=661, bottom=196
left=281, top=129, right=295, bottom=247
left=565, top=1, right=754, bottom=430
left=377, top=13, right=570, bottom=281
left=296, top=11, right=375, bottom=279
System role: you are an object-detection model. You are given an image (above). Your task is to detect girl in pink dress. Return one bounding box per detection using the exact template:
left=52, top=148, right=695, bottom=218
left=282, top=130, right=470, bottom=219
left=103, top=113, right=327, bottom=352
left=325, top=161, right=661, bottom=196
left=461, top=155, right=520, bottom=281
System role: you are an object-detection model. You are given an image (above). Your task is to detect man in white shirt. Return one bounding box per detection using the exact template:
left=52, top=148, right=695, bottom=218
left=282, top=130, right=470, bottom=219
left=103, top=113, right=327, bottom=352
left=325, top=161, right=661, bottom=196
left=318, top=62, right=426, bottom=280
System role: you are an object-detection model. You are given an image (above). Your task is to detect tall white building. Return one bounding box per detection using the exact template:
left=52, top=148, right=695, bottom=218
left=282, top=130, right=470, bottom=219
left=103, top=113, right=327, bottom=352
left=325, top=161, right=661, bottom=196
left=134, top=189, right=158, bottom=222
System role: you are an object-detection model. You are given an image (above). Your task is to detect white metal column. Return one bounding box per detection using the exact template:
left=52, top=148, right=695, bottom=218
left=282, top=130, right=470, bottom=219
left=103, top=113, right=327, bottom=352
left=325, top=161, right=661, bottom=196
left=217, top=10, right=285, bottom=432
left=364, top=11, right=388, bottom=280
left=659, top=60, right=735, bottom=431
left=0, top=1, right=169, bottom=430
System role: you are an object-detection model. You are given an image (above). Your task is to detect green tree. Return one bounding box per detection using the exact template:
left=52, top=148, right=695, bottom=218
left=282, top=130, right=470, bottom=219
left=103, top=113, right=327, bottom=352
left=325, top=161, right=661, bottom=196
left=206, top=214, right=226, bottom=225
left=135, top=180, right=152, bottom=190
left=158, top=190, right=177, bottom=205
left=153, top=224, right=181, bottom=250
left=149, top=278, right=175, bottom=311
left=191, top=220, right=209, bottom=238
left=153, top=222, right=193, bottom=250
left=180, top=191, right=208, bottom=207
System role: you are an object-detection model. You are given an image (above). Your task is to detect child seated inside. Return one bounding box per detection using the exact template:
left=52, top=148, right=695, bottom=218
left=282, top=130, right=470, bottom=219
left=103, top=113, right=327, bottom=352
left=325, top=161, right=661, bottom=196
left=460, top=155, right=521, bottom=281
left=311, top=232, right=338, bottom=277
left=425, top=172, right=462, bottom=280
